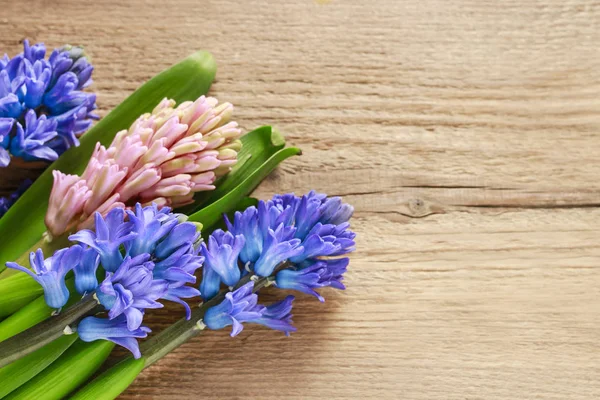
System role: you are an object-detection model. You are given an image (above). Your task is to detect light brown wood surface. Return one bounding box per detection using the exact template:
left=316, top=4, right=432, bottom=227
left=2, top=0, right=600, bottom=399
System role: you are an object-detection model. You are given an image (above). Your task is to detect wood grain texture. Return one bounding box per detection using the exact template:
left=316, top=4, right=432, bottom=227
left=2, top=0, right=600, bottom=398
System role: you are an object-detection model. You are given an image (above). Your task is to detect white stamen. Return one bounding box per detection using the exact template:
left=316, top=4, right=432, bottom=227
left=63, top=325, right=75, bottom=335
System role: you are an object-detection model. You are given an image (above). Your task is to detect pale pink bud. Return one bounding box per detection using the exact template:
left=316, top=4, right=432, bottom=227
left=160, top=156, right=196, bottom=177
left=192, top=155, right=221, bottom=173
left=46, top=171, right=92, bottom=237
left=140, top=174, right=192, bottom=198
left=116, top=166, right=162, bottom=203
left=83, top=163, right=128, bottom=215
left=134, top=138, right=174, bottom=170
left=153, top=98, right=176, bottom=114
left=150, top=116, right=188, bottom=149
left=111, top=134, right=147, bottom=171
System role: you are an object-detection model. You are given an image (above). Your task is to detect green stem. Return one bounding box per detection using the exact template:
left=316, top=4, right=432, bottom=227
left=0, top=295, right=100, bottom=368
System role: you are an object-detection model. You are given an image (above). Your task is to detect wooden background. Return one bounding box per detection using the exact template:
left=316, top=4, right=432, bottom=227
left=2, top=0, right=600, bottom=398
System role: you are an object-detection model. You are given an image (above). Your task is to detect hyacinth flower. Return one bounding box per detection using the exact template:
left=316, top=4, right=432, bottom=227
left=0, top=40, right=97, bottom=167
left=0, top=203, right=205, bottom=364
left=203, top=282, right=296, bottom=337
left=78, top=315, right=151, bottom=359
left=96, top=254, right=168, bottom=331
left=276, top=258, right=350, bottom=302
left=5, top=246, right=82, bottom=309
left=69, top=209, right=137, bottom=272
left=73, top=246, right=100, bottom=294
left=45, top=95, right=243, bottom=238
left=200, top=229, right=246, bottom=301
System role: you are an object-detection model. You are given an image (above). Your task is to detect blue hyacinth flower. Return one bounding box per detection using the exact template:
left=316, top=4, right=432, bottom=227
left=69, top=209, right=137, bottom=272
left=200, top=230, right=245, bottom=300
left=224, top=206, right=262, bottom=264
left=203, top=282, right=264, bottom=336
left=9, top=109, right=59, bottom=162
left=0, top=40, right=97, bottom=166
left=253, top=225, right=303, bottom=277
left=275, top=258, right=349, bottom=302
left=97, top=254, right=168, bottom=331
left=252, top=295, right=297, bottom=336
left=152, top=222, right=203, bottom=319
left=204, top=282, right=297, bottom=336
left=73, top=246, right=100, bottom=294
left=125, top=203, right=178, bottom=257
left=78, top=315, right=150, bottom=359
left=6, top=246, right=82, bottom=309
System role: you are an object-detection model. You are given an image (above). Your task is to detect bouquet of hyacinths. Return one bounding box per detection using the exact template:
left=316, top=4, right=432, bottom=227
left=0, top=48, right=355, bottom=400
left=0, top=40, right=97, bottom=218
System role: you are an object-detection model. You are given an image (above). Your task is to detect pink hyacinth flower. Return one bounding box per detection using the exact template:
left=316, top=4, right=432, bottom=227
left=45, top=96, right=243, bottom=237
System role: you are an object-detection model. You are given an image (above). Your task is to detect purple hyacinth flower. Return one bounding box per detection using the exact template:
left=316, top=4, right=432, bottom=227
left=275, top=258, right=349, bottom=302
left=204, top=282, right=264, bottom=336
left=6, top=246, right=82, bottom=308
left=23, top=40, right=46, bottom=63
left=78, top=315, right=150, bottom=359
left=200, top=261, right=221, bottom=302
left=0, top=117, right=14, bottom=167
left=9, top=110, right=59, bottom=162
left=200, top=230, right=245, bottom=292
left=0, top=40, right=96, bottom=167
left=20, top=58, right=52, bottom=109
left=319, top=196, right=354, bottom=226
left=97, top=254, right=168, bottom=331
left=289, top=222, right=356, bottom=264
left=154, top=222, right=199, bottom=260
left=253, top=224, right=303, bottom=277
left=49, top=45, right=93, bottom=90
left=224, top=206, right=262, bottom=264
left=69, top=208, right=137, bottom=272
left=152, top=223, right=203, bottom=319
left=125, top=203, right=178, bottom=257
left=252, top=295, right=297, bottom=336
left=0, top=90, right=22, bottom=119
left=73, top=246, right=100, bottom=294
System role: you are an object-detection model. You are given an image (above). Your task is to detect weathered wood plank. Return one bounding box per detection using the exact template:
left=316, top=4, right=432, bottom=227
left=1, top=0, right=599, bottom=398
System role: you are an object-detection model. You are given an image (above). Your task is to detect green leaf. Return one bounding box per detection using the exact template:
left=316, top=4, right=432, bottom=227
left=4, top=339, right=114, bottom=400
left=0, top=278, right=77, bottom=341
left=69, top=356, right=145, bottom=400
left=0, top=335, right=77, bottom=399
left=0, top=50, right=217, bottom=274
left=0, top=274, right=43, bottom=318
